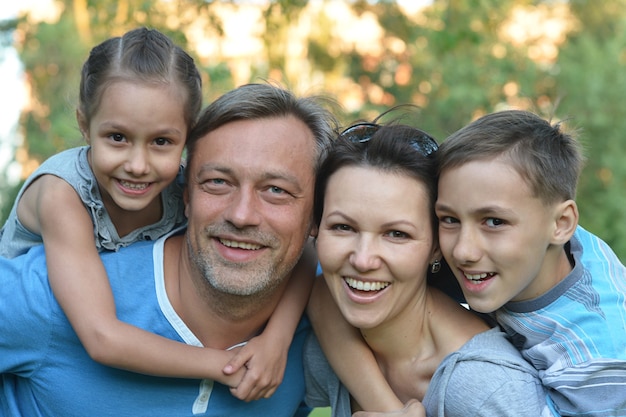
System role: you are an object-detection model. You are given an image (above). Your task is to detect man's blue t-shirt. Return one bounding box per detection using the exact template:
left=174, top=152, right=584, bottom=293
left=0, top=234, right=311, bottom=416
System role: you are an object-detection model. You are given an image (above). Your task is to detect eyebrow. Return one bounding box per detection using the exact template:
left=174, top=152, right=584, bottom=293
left=197, top=163, right=229, bottom=175
left=100, top=122, right=184, bottom=137
left=435, top=202, right=516, bottom=217
left=434, top=202, right=453, bottom=212
left=326, top=211, right=418, bottom=229
left=474, top=206, right=516, bottom=217
left=325, top=210, right=352, bottom=219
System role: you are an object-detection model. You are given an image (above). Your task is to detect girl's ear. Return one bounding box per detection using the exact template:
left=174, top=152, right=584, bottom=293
left=76, top=110, right=89, bottom=143
left=552, top=199, right=579, bottom=245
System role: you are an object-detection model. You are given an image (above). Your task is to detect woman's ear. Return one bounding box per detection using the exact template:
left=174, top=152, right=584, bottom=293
left=431, top=245, right=442, bottom=263
left=309, top=223, right=319, bottom=239
left=552, top=199, right=579, bottom=245
left=76, top=110, right=89, bottom=143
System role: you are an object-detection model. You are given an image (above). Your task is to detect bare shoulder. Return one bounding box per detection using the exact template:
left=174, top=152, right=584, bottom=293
left=17, top=174, right=83, bottom=234
left=429, top=288, right=490, bottom=352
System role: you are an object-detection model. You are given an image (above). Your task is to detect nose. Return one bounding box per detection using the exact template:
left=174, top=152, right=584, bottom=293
left=349, top=235, right=382, bottom=272
left=124, top=146, right=150, bottom=176
left=224, top=187, right=262, bottom=229
left=451, top=226, right=482, bottom=265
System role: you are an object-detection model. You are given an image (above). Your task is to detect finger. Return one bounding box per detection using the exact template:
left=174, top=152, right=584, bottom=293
left=240, top=377, right=276, bottom=401
left=231, top=374, right=256, bottom=401
left=223, top=353, right=251, bottom=375
left=263, top=387, right=277, bottom=399
left=243, top=382, right=267, bottom=402
left=229, top=385, right=253, bottom=402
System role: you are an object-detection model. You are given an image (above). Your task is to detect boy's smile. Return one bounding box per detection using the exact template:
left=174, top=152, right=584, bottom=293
left=435, top=156, right=568, bottom=313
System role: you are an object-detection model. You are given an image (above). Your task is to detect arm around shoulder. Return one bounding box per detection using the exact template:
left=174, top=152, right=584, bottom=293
left=30, top=175, right=245, bottom=383
left=428, top=333, right=549, bottom=417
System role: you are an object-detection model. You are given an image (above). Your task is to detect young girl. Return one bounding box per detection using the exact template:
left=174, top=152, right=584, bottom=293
left=0, top=27, right=314, bottom=401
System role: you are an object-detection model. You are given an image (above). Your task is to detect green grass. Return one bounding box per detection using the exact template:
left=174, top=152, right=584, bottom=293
left=309, top=407, right=331, bottom=417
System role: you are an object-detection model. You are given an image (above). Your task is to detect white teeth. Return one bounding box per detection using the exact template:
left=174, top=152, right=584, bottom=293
left=219, top=239, right=262, bottom=250
left=120, top=180, right=149, bottom=190
left=344, top=277, right=389, bottom=291
left=464, top=272, right=493, bottom=281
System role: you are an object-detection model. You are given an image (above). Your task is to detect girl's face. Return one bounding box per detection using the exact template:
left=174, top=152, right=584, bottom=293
left=316, top=165, right=438, bottom=330
left=81, top=81, right=187, bottom=217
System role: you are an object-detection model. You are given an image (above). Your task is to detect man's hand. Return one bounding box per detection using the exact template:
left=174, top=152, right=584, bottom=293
left=352, top=399, right=425, bottom=417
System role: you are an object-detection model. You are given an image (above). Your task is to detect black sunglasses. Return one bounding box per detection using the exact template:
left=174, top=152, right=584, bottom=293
left=339, top=122, right=438, bottom=157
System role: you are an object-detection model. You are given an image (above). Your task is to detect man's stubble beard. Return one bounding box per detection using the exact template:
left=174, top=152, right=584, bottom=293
left=185, top=232, right=304, bottom=318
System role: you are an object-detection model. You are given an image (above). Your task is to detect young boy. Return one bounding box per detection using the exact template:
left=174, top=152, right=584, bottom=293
left=435, top=109, right=626, bottom=416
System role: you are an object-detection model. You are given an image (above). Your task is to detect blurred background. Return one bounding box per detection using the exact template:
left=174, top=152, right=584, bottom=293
left=0, top=0, right=625, bottom=262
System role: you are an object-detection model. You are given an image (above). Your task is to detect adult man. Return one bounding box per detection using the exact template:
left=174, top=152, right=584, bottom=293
left=0, top=83, right=337, bottom=416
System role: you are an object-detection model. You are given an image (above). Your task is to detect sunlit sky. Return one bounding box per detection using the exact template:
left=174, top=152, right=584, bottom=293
left=1, top=0, right=65, bottom=140
left=0, top=1, right=41, bottom=182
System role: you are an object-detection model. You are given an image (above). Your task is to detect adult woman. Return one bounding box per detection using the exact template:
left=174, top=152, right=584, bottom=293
left=304, top=122, right=548, bottom=417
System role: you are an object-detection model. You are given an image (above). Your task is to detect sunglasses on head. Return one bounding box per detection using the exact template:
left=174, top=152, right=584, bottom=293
left=338, top=122, right=438, bottom=157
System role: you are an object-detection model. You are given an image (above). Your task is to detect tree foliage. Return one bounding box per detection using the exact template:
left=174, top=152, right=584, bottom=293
left=1, top=0, right=624, bottom=260
left=556, top=0, right=626, bottom=259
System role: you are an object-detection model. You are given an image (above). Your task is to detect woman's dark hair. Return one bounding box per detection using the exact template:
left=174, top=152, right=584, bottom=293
left=314, top=123, right=439, bottom=234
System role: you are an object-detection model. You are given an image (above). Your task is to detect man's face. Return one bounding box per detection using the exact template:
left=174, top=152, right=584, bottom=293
left=184, top=116, right=317, bottom=297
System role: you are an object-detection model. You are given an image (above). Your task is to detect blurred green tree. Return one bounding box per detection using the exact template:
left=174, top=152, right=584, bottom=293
left=0, top=0, right=624, bottom=261
left=555, top=0, right=626, bottom=259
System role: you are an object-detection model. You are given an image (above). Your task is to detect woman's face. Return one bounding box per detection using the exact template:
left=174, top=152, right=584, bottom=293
left=317, top=165, right=438, bottom=330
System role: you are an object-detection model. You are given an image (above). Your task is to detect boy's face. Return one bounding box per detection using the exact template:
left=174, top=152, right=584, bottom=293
left=435, top=156, right=564, bottom=313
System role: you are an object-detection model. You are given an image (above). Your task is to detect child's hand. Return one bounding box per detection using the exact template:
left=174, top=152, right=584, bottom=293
left=210, top=349, right=247, bottom=388
left=223, top=335, right=287, bottom=402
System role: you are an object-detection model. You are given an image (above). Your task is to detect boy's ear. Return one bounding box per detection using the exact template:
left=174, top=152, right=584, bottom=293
left=551, top=199, right=579, bottom=245
left=76, top=110, right=89, bottom=142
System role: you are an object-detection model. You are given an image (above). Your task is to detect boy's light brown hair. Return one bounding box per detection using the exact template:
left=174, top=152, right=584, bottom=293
left=437, top=110, right=585, bottom=205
